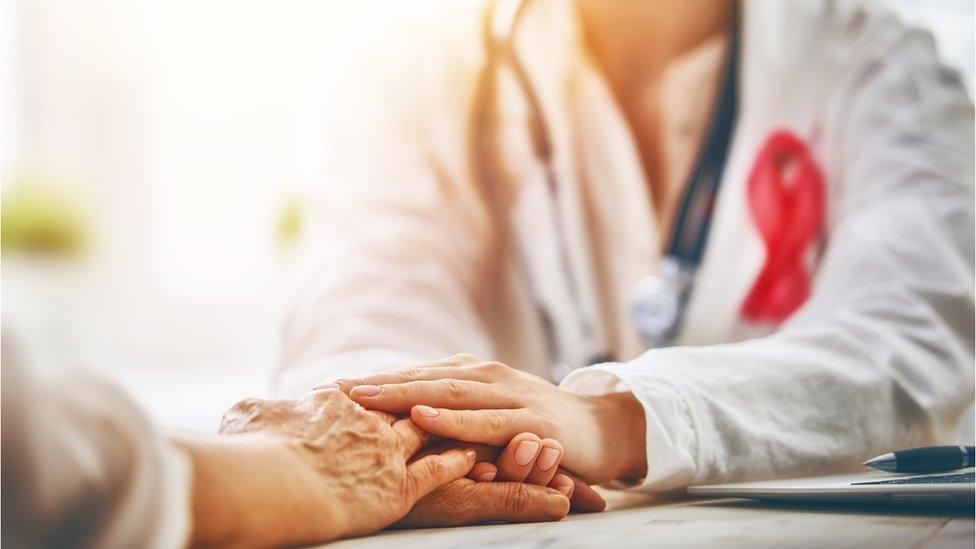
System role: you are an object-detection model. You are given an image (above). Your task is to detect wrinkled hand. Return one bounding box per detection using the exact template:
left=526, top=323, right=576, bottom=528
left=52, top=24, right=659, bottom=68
left=332, top=354, right=647, bottom=485
left=218, top=389, right=480, bottom=542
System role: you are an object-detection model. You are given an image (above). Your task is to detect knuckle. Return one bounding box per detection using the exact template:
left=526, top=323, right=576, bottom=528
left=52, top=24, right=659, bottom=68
left=219, top=397, right=266, bottom=433
left=397, top=417, right=423, bottom=438
left=425, top=458, right=446, bottom=480
left=399, top=368, right=422, bottom=379
left=452, top=411, right=472, bottom=430
left=230, top=397, right=264, bottom=413
left=228, top=398, right=262, bottom=412
left=441, top=379, right=468, bottom=400
left=504, top=483, right=535, bottom=516
left=479, top=361, right=510, bottom=377
left=485, top=410, right=507, bottom=432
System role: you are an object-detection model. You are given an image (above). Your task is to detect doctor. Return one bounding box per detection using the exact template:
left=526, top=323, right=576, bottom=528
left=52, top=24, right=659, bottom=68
left=279, top=0, right=974, bottom=504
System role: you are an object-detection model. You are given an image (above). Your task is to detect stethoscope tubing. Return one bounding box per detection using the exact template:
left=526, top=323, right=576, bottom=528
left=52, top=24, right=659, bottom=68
left=485, top=0, right=600, bottom=377
left=481, top=0, right=738, bottom=373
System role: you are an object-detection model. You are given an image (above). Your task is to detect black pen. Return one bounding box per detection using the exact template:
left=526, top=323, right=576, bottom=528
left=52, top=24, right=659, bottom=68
left=864, top=445, right=975, bottom=473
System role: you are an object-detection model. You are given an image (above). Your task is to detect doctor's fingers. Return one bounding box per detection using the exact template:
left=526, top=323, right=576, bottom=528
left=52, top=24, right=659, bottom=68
left=523, top=439, right=564, bottom=486
left=493, top=433, right=544, bottom=482
left=327, top=357, right=516, bottom=394
left=328, top=365, right=503, bottom=395
left=409, top=406, right=550, bottom=447
left=348, top=380, right=519, bottom=413
left=494, top=434, right=564, bottom=486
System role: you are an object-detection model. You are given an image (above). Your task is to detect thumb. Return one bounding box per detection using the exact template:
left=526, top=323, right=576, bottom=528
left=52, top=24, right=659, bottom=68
left=405, top=448, right=477, bottom=504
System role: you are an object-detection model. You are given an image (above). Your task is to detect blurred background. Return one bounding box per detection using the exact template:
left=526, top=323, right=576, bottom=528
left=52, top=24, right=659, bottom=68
left=2, top=0, right=974, bottom=432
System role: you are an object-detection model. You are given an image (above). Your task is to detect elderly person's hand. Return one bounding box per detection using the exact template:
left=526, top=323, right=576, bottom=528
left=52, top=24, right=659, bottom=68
left=331, top=354, right=648, bottom=485
left=182, top=388, right=491, bottom=546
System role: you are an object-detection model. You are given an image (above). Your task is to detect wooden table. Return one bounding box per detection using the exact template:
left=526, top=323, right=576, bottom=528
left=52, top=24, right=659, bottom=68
left=326, top=491, right=974, bottom=548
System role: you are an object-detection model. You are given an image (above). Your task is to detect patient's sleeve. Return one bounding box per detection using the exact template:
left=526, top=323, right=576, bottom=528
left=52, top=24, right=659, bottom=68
left=1, top=336, right=191, bottom=548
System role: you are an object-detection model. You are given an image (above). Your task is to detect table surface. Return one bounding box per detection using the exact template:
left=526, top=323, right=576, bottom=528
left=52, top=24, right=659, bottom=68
left=326, top=491, right=974, bottom=549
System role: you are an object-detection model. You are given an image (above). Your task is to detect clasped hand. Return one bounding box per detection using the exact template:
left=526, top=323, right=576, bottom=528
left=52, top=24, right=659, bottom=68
left=333, top=354, right=648, bottom=487
left=216, top=385, right=583, bottom=543
left=214, top=354, right=644, bottom=542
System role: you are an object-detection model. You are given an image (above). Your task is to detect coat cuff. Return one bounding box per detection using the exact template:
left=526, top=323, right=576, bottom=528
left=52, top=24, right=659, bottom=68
left=559, top=360, right=699, bottom=491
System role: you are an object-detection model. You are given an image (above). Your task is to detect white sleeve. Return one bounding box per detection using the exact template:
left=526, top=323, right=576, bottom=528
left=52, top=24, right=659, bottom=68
left=562, top=20, right=975, bottom=491
left=275, top=10, right=494, bottom=397
left=1, top=336, right=192, bottom=548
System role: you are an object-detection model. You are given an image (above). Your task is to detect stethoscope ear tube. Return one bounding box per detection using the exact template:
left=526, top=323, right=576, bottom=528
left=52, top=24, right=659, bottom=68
left=480, top=0, right=739, bottom=374
left=481, top=0, right=603, bottom=381
left=492, top=0, right=553, bottom=164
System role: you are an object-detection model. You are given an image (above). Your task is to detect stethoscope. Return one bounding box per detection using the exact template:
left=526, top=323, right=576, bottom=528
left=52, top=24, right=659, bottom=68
left=482, top=0, right=739, bottom=380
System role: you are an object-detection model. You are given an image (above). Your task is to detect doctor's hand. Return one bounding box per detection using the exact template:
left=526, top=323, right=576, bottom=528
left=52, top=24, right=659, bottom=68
left=333, top=354, right=647, bottom=485
left=196, top=388, right=476, bottom=546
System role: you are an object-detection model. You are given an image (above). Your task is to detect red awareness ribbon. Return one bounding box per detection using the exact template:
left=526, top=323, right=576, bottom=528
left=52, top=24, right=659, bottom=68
left=740, top=130, right=825, bottom=323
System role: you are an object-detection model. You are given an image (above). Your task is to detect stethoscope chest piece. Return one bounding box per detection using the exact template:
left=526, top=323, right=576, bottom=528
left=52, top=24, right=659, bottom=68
left=628, top=13, right=739, bottom=351
left=630, top=256, right=694, bottom=348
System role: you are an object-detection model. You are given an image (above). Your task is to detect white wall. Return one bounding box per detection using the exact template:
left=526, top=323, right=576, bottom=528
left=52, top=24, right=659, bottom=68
left=2, top=1, right=973, bottom=429
left=2, top=0, right=417, bottom=426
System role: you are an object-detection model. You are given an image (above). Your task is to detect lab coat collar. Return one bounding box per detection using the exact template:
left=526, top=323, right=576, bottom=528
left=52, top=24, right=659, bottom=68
left=493, top=0, right=830, bottom=357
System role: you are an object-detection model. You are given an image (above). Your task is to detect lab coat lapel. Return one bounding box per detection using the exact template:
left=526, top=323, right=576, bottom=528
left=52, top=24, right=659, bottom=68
left=494, top=0, right=604, bottom=371
left=680, top=0, right=828, bottom=345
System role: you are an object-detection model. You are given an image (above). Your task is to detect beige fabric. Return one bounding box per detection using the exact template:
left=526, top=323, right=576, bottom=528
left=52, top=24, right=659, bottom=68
left=1, top=335, right=191, bottom=548
left=278, top=0, right=975, bottom=490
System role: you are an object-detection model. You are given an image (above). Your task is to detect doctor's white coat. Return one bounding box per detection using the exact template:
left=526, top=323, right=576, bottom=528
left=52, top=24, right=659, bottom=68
left=278, top=0, right=975, bottom=491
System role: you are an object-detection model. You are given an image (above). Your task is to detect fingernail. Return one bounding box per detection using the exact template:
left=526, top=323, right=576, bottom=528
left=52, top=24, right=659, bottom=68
left=311, top=382, right=340, bottom=391
left=476, top=471, right=496, bottom=482
left=536, top=447, right=560, bottom=471
left=514, top=440, right=540, bottom=466
left=545, top=494, right=569, bottom=519
left=555, top=480, right=573, bottom=497
left=464, top=449, right=477, bottom=461
left=350, top=385, right=381, bottom=397
left=415, top=405, right=439, bottom=418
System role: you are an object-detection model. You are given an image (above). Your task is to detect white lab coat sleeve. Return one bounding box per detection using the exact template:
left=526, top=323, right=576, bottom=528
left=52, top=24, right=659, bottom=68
left=1, top=337, right=191, bottom=548
left=562, top=21, right=975, bottom=491
left=275, top=5, right=495, bottom=397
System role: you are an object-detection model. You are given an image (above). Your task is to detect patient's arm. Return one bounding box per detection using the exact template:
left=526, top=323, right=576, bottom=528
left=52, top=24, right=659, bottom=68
left=1, top=334, right=486, bottom=547
left=176, top=389, right=481, bottom=546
